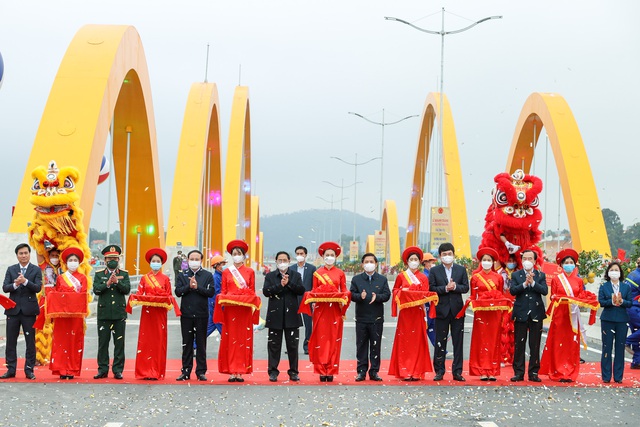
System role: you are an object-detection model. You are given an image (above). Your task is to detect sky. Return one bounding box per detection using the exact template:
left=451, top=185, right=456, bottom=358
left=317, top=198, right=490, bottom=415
left=1, top=0, right=638, bottom=244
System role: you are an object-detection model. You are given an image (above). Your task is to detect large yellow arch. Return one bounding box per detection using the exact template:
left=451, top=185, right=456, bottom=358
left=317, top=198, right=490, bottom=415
left=506, top=92, right=610, bottom=254
left=222, top=86, right=253, bottom=262
left=406, top=93, right=470, bottom=257
left=9, top=25, right=164, bottom=270
left=166, top=83, right=223, bottom=259
left=381, top=200, right=401, bottom=265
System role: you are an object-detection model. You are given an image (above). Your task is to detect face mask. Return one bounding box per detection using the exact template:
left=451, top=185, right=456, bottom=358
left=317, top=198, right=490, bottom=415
left=507, top=262, right=517, bottom=270
left=232, top=255, right=244, bottom=264
left=408, top=260, right=420, bottom=270
left=363, top=263, right=376, bottom=273
left=296, top=255, right=305, bottom=263
left=562, top=264, right=575, bottom=274
left=481, top=261, right=493, bottom=270
left=441, top=255, right=454, bottom=265
left=188, top=260, right=201, bottom=270
left=609, top=270, right=621, bottom=280
left=67, top=261, right=79, bottom=272
left=221, top=265, right=228, bottom=271
left=49, top=257, right=59, bottom=266
left=106, top=260, right=119, bottom=270
left=277, top=262, right=289, bottom=271
left=324, top=256, right=336, bottom=266
left=522, top=260, right=534, bottom=271
left=150, top=262, right=162, bottom=271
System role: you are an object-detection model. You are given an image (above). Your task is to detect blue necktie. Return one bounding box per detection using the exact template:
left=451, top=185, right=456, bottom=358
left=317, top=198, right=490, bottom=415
left=21, top=267, right=26, bottom=275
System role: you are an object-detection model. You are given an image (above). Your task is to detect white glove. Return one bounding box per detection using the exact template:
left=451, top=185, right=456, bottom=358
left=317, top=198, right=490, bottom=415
left=505, top=241, right=520, bottom=254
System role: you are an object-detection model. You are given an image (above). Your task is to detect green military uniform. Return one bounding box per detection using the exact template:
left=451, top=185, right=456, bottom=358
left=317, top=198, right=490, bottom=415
left=93, top=245, right=131, bottom=378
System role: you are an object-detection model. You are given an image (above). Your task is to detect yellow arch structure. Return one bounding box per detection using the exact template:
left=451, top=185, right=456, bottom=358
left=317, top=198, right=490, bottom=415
left=222, top=86, right=253, bottom=263
left=506, top=92, right=610, bottom=254
left=166, top=83, right=223, bottom=259
left=406, top=93, right=470, bottom=257
left=9, top=25, right=164, bottom=270
left=381, top=200, right=401, bottom=265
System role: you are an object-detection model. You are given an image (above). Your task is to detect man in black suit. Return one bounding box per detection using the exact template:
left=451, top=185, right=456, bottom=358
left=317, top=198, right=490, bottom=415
left=510, top=248, right=548, bottom=382
left=429, top=242, right=469, bottom=382
left=350, top=253, right=391, bottom=382
left=175, top=249, right=215, bottom=381
left=1, top=243, right=42, bottom=379
left=294, top=245, right=316, bottom=354
left=263, top=251, right=306, bottom=382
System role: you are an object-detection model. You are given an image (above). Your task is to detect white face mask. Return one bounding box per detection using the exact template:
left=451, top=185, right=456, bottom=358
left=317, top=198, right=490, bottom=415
left=277, top=262, right=289, bottom=271
left=363, top=263, right=376, bottom=273
left=522, top=260, right=534, bottom=271
left=609, top=270, right=621, bottom=280
left=232, top=255, right=244, bottom=264
left=408, top=260, right=420, bottom=270
left=49, top=257, right=59, bottom=266
left=296, top=255, right=305, bottom=263
left=188, top=260, right=201, bottom=270
left=441, top=255, right=454, bottom=265
left=67, top=261, right=79, bottom=272
left=324, top=256, right=336, bottom=266
left=481, top=260, right=493, bottom=271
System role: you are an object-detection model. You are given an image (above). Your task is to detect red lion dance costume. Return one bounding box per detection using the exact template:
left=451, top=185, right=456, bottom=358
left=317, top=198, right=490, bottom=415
left=480, top=169, right=544, bottom=365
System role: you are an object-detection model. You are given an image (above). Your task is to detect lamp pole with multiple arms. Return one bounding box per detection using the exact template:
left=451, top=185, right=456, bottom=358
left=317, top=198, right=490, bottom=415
left=323, top=179, right=361, bottom=248
left=385, top=8, right=502, bottom=206
left=316, top=195, right=348, bottom=242
left=348, top=109, right=419, bottom=220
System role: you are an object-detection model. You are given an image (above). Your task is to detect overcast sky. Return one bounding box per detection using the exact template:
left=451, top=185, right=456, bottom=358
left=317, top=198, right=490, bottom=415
left=1, top=0, right=638, bottom=243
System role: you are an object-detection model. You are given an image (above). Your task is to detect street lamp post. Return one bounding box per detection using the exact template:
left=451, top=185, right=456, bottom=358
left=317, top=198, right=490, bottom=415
left=317, top=194, right=348, bottom=242
left=323, top=179, right=361, bottom=248
left=348, top=109, right=419, bottom=220
left=330, top=154, right=381, bottom=254
left=385, top=8, right=501, bottom=206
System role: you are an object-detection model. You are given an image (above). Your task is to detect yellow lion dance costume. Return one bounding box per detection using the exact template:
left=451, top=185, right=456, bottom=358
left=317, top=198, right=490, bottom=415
left=28, top=160, right=92, bottom=365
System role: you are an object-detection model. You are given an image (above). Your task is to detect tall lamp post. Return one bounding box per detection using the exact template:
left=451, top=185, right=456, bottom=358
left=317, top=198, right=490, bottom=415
left=317, top=195, right=348, bottom=242
left=330, top=154, right=381, bottom=252
left=385, top=8, right=501, bottom=206
left=323, top=179, right=361, bottom=248
left=348, top=109, right=419, bottom=220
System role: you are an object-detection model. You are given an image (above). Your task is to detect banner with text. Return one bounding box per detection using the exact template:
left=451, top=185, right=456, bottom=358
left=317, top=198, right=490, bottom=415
left=430, top=207, right=452, bottom=251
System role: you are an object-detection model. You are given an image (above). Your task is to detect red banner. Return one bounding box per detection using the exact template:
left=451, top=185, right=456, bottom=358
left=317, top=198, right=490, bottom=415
left=46, top=292, right=88, bottom=319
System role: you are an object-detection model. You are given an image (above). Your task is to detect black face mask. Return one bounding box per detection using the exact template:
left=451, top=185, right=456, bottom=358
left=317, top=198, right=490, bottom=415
left=107, top=260, right=119, bottom=270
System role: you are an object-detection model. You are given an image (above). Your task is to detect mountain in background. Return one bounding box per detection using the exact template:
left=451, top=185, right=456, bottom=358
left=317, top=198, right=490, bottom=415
left=260, top=209, right=480, bottom=259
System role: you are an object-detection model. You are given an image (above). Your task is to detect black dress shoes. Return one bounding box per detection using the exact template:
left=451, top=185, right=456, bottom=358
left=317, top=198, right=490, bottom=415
left=176, top=374, right=190, bottom=381
left=326, top=376, right=334, bottom=382
left=26, top=372, right=36, bottom=380
left=433, top=374, right=444, bottom=381
left=452, top=374, right=466, bottom=382
left=269, top=374, right=278, bottom=382
left=114, top=373, right=123, bottom=380
left=528, top=375, right=541, bottom=383
left=235, top=377, right=244, bottom=383
left=369, top=373, right=383, bottom=382
left=559, top=378, right=573, bottom=383
left=320, top=375, right=327, bottom=382
left=289, top=374, right=300, bottom=382
left=197, top=374, right=207, bottom=381
left=510, top=376, right=524, bottom=382
left=355, top=373, right=366, bottom=382
left=94, top=372, right=108, bottom=379
left=1, top=372, right=16, bottom=379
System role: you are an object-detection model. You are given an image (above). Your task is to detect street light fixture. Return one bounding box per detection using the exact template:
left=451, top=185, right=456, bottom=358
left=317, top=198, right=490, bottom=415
left=317, top=195, right=348, bottom=242
left=385, top=9, right=502, bottom=206
left=348, top=109, right=419, bottom=221
left=323, top=179, right=361, bottom=248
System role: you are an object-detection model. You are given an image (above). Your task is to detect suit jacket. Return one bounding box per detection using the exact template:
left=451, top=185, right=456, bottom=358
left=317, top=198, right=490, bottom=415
left=2, top=263, right=42, bottom=316
left=93, top=268, right=131, bottom=320
left=510, top=269, right=548, bottom=322
left=175, top=268, right=215, bottom=318
left=294, top=263, right=316, bottom=302
left=349, top=272, right=391, bottom=323
left=263, top=267, right=306, bottom=329
left=429, top=264, right=469, bottom=319
left=599, top=280, right=633, bottom=323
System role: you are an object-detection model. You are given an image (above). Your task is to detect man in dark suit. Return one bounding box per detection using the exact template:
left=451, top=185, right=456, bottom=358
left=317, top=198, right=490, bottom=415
left=294, top=245, right=316, bottom=354
left=175, top=249, right=215, bottom=381
left=263, top=251, right=306, bottom=382
left=510, top=248, right=548, bottom=382
left=1, top=243, right=42, bottom=379
left=350, top=253, right=391, bottom=382
left=429, top=242, right=469, bottom=382
left=93, top=245, right=131, bottom=380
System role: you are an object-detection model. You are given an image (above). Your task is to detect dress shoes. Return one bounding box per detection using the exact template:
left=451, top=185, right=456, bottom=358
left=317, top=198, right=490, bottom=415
left=269, top=374, right=278, bottom=382
left=510, top=376, right=524, bottom=382
left=176, top=374, right=190, bottom=381
left=197, top=374, right=207, bottom=381
left=528, top=375, right=541, bottom=383
left=433, top=374, right=444, bottom=381
left=93, top=372, right=108, bottom=379
left=319, top=375, right=327, bottom=382
left=630, top=363, right=640, bottom=370
left=480, top=376, right=489, bottom=381
left=304, top=349, right=309, bottom=355
left=26, top=372, right=36, bottom=380
left=114, top=373, right=123, bottom=380
left=603, top=379, right=610, bottom=384
left=326, top=376, right=334, bottom=382
left=579, top=358, right=586, bottom=364
left=355, top=373, right=366, bottom=382
left=235, top=377, right=245, bottom=383
left=0, top=372, right=16, bottom=379
left=452, top=374, right=466, bottom=382
left=615, top=380, right=623, bottom=384
left=559, top=378, right=573, bottom=383
left=228, top=377, right=237, bottom=383
left=289, top=374, right=300, bottom=382
left=369, top=373, right=383, bottom=382
left=488, top=376, right=497, bottom=381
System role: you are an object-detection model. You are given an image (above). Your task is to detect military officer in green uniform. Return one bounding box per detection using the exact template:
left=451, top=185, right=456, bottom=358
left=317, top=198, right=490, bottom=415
left=93, top=245, right=131, bottom=379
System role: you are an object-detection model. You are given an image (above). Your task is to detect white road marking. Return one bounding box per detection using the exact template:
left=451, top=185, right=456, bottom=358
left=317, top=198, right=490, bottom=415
left=478, top=422, right=499, bottom=427
left=103, top=423, right=123, bottom=427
